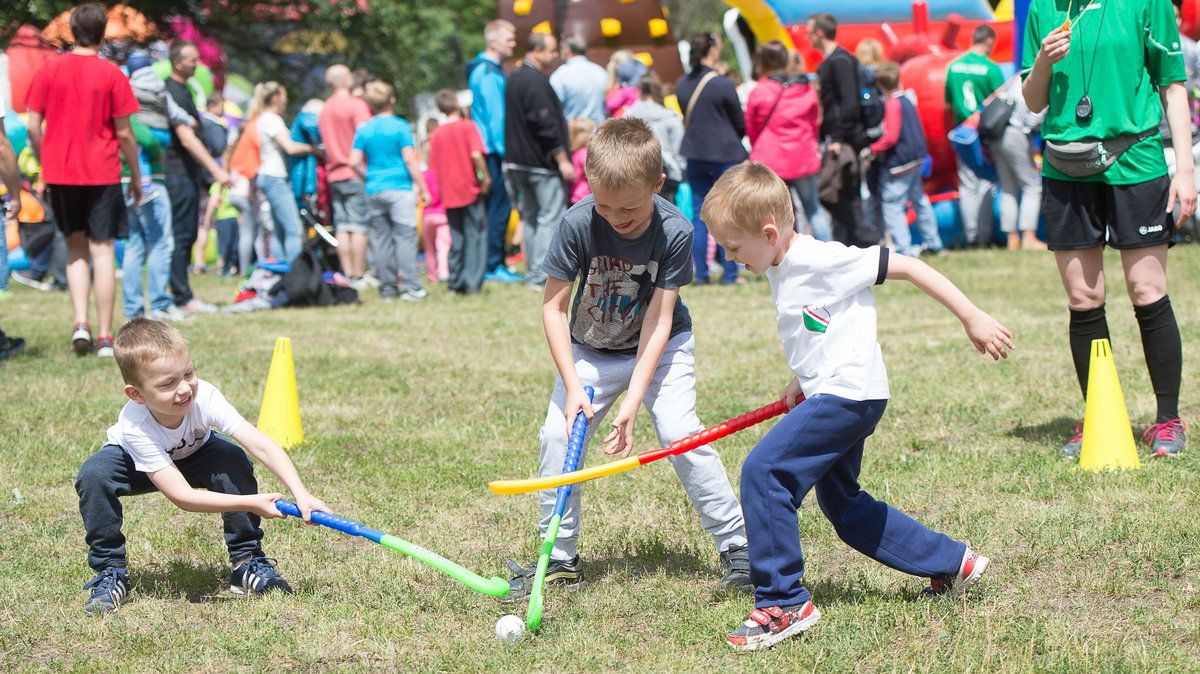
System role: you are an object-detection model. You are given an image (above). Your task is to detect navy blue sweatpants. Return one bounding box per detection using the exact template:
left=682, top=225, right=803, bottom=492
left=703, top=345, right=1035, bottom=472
left=741, top=394, right=966, bottom=608
left=76, top=433, right=265, bottom=573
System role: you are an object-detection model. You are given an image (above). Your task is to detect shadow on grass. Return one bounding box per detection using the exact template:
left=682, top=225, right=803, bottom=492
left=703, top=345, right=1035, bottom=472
left=587, top=539, right=716, bottom=583
left=1006, top=416, right=1079, bottom=446
left=136, top=560, right=228, bottom=603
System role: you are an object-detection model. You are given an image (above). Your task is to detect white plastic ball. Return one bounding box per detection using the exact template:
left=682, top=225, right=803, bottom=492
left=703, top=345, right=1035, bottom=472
left=494, top=614, right=528, bottom=645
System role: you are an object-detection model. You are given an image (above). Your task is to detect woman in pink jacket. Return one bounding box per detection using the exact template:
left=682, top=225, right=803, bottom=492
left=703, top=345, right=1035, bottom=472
left=746, top=41, right=829, bottom=240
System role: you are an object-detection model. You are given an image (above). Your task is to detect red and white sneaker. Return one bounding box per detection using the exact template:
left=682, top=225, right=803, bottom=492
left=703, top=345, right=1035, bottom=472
left=726, top=601, right=820, bottom=651
left=923, top=549, right=990, bottom=599
left=71, top=322, right=93, bottom=355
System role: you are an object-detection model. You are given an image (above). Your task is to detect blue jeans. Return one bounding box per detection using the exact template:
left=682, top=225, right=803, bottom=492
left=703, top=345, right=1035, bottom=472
left=123, top=183, right=175, bottom=316
left=741, top=394, right=966, bottom=607
left=484, top=154, right=512, bottom=272
left=686, top=160, right=740, bottom=284
left=506, top=168, right=565, bottom=287
left=75, top=434, right=265, bottom=572
left=256, top=174, right=303, bottom=263
left=881, top=168, right=942, bottom=256
left=787, top=175, right=831, bottom=241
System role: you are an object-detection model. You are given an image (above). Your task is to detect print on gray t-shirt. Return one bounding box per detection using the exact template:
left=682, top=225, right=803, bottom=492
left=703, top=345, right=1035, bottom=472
left=542, top=194, right=694, bottom=353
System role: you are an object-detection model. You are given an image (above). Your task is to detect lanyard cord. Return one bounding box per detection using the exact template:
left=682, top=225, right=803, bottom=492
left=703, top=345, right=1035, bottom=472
left=1070, top=0, right=1106, bottom=109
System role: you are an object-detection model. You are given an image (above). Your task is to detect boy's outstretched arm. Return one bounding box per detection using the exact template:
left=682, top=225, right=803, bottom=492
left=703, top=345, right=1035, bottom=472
left=232, top=421, right=330, bottom=523
left=886, top=254, right=1015, bottom=360
left=603, top=287, right=677, bottom=458
left=147, top=463, right=286, bottom=518
left=543, top=277, right=595, bottom=434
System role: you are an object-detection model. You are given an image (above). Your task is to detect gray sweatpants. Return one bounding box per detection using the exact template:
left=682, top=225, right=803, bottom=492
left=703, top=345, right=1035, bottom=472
left=956, top=156, right=996, bottom=245
left=537, top=331, right=747, bottom=562
left=991, top=126, right=1042, bottom=234
left=367, top=189, right=421, bottom=295
left=505, top=168, right=565, bottom=287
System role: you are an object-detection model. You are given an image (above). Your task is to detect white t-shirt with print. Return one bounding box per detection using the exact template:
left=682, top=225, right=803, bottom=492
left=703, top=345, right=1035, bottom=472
left=256, top=111, right=290, bottom=178
left=105, top=379, right=246, bottom=473
left=765, top=236, right=890, bottom=401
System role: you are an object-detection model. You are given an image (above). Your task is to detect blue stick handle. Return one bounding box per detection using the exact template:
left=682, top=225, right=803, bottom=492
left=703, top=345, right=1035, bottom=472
left=274, top=500, right=387, bottom=542
left=554, top=385, right=594, bottom=513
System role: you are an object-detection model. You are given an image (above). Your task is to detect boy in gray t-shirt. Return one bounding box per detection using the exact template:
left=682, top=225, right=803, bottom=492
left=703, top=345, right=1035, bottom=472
left=501, top=118, right=750, bottom=602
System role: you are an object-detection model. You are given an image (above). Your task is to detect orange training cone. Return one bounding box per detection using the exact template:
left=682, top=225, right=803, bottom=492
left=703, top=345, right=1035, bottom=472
left=1079, top=339, right=1140, bottom=471
left=257, top=337, right=303, bottom=449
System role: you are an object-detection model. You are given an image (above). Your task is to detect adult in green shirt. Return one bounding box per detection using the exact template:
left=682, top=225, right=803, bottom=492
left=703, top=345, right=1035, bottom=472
left=1023, top=0, right=1195, bottom=458
left=946, top=25, right=1006, bottom=246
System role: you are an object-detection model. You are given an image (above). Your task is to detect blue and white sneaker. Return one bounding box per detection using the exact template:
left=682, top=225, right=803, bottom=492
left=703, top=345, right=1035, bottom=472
left=230, top=557, right=293, bottom=595
left=82, top=567, right=130, bottom=614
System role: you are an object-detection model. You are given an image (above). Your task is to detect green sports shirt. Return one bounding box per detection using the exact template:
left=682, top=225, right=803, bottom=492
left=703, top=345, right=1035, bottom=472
left=946, top=52, right=1006, bottom=124
left=1022, top=0, right=1186, bottom=183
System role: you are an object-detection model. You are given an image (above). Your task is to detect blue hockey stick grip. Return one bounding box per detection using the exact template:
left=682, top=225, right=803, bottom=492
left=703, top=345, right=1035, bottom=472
left=275, top=499, right=387, bottom=542
left=551, top=386, right=594, bottom=517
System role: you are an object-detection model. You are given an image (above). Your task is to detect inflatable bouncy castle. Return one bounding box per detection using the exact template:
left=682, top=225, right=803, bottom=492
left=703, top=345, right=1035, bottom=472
left=497, top=0, right=683, bottom=80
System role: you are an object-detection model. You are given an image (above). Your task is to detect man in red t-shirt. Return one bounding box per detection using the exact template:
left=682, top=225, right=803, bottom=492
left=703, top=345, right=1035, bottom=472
left=318, top=64, right=373, bottom=286
left=26, top=3, right=141, bottom=358
left=428, top=89, right=492, bottom=295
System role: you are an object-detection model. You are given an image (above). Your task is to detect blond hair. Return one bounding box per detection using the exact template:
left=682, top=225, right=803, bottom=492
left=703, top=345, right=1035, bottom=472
left=114, top=318, right=190, bottom=386
left=700, top=161, right=794, bottom=235
left=484, top=19, right=515, bottom=42
left=584, top=118, right=662, bottom=191
left=364, top=80, right=394, bottom=113
left=568, top=117, right=596, bottom=153
left=855, top=38, right=885, bottom=67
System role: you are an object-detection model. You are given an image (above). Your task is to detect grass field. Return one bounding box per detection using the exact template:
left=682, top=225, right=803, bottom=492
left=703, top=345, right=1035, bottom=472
left=1, top=246, right=1198, bottom=672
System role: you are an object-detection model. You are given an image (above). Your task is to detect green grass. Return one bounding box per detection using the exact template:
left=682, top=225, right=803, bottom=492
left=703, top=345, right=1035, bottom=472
left=1, top=247, right=1198, bottom=672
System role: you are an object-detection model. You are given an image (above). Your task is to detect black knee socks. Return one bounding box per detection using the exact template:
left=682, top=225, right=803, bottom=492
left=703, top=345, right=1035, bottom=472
left=1134, top=295, right=1182, bottom=423
left=1069, top=305, right=1110, bottom=398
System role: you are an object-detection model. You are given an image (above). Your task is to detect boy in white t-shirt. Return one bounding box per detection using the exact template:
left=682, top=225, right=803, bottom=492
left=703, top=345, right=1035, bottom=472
left=700, top=162, right=1014, bottom=651
left=75, top=318, right=328, bottom=614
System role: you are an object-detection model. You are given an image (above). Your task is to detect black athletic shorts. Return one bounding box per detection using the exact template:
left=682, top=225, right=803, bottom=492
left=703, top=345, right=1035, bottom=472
left=46, top=183, right=128, bottom=241
left=1042, top=175, right=1174, bottom=250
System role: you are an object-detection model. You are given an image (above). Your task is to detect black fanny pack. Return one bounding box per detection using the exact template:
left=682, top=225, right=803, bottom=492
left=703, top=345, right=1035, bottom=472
left=1043, top=130, right=1156, bottom=178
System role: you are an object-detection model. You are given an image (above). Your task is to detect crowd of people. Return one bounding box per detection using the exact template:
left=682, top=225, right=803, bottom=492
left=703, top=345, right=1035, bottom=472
left=5, top=8, right=1167, bottom=355
left=0, top=0, right=1193, bottom=653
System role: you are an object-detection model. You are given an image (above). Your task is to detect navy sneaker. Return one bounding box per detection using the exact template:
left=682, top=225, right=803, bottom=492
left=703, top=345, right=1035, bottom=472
left=0, top=334, right=25, bottom=360
left=719, top=544, right=753, bottom=592
left=498, top=555, right=583, bottom=603
left=230, top=557, right=293, bottom=595
left=82, top=567, right=130, bottom=614
left=727, top=601, right=821, bottom=651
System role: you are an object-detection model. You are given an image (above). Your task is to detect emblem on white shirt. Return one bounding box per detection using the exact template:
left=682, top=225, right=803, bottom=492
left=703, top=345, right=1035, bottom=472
left=802, top=305, right=830, bottom=333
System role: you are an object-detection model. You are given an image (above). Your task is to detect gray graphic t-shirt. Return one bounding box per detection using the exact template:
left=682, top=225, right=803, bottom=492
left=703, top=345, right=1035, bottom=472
left=542, top=194, right=694, bottom=353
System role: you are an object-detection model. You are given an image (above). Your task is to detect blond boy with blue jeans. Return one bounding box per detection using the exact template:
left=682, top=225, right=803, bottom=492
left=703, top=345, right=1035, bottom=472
left=501, top=118, right=750, bottom=600
left=702, top=161, right=1013, bottom=650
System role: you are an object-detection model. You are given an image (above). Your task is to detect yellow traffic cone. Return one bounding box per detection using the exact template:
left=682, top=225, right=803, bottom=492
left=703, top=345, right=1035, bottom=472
left=1079, top=339, right=1140, bottom=471
left=257, top=337, right=303, bottom=449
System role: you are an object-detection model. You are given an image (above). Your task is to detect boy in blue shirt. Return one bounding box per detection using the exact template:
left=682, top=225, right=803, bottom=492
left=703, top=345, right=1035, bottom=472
left=502, top=118, right=751, bottom=601
left=75, top=318, right=328, bottom=613
left=701, top=161, right=1013, bottom=650
left=349, top=81, right=430, bottom=301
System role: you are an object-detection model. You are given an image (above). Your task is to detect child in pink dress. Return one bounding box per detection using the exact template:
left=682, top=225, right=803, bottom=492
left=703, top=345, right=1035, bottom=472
left=568, top=117, right=596, bottom=205
left=421, top=167, right=450, bottom=282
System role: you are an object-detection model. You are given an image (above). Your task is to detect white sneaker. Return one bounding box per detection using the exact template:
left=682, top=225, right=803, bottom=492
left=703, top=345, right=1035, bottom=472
left=11, top=271, right=50, bottom=291
left=181, top=298, right=218, bottom=314
left=148, top=305, right=193, bottom=322
left=399, top=288, right=428, bottom=301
